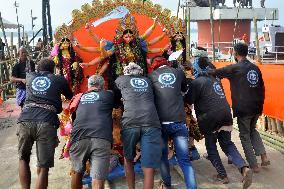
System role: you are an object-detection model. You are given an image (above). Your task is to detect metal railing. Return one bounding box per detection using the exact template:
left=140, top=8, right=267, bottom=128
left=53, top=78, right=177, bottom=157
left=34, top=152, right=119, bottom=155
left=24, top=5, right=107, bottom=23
left=261, top=45, right=284, bottom=64
left=195, top=42, right=234, bottom=62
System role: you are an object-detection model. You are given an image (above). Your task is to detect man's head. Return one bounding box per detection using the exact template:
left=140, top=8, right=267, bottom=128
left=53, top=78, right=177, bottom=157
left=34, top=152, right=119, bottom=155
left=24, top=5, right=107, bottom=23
left=88, top=75, right=105, bottom=90
left=37, top=58, right=55, bottom=73
left=191, top=47, right=208, bottom=58
left=151, top=56, right=168, bottom=70
left=192, top=56, right=214, bottom=79
left=233, top=42, right=248, bottom=62
left=123, top=62, right=143, bottom=76
left=19, top=47, right=28, bottom=62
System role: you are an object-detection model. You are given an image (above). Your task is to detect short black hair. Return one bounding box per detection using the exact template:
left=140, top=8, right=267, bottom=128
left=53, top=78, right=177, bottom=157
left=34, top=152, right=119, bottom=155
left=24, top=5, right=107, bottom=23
left=197, top=46, right=207, bottom=51
left=37, top=58, right=55, bottom=73
left=234, top=43, right=248, bottom=57
left=198, top=57, right=209, bottom=69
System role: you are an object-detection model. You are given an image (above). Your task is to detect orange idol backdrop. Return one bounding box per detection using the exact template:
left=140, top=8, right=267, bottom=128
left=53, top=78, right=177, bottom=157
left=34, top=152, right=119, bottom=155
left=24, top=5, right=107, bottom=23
left=214, top=62, right=284, bottom=121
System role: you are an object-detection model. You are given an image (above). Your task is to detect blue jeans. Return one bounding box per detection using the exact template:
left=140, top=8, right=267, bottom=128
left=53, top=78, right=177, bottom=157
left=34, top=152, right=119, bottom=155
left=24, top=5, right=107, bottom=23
left=121, top=127, right=162, bottom=168
left=205, top=130, right=247, bottom=178
left=160, top=122, right=197, bottom=189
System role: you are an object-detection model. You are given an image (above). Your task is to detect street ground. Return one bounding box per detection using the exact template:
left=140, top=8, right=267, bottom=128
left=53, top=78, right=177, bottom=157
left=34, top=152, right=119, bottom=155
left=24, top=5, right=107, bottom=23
left=0, top=99, right=283, bottom=189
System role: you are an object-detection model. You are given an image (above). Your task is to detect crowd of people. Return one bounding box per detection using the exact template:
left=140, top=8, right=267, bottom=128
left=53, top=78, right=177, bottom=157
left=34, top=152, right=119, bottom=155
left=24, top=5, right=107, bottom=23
left=11, top=40, right=270, bottom=189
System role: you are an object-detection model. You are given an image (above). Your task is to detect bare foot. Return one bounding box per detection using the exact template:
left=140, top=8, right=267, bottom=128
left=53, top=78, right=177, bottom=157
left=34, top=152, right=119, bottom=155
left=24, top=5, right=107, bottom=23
left=261, top=153, right=270, bottom=166
left=168, top=149, right=174, bottom=160
left=213, top=174, right=229, bottom=184
left=251, top=164, right=261, bottom=173
left=242, top=167, right=253, bottom=189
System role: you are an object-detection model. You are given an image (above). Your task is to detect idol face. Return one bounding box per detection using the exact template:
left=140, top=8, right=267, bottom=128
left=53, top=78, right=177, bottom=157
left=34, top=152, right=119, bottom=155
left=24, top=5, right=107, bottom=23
left=174, top=32, right=184, bottom=41
left=61, top=38, right=70, bottom=49
left=122, top=29, right=134, bottom=44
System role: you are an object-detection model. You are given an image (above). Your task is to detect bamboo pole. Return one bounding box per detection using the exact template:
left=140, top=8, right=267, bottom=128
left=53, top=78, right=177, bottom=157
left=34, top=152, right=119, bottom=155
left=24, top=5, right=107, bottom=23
left=46, top=0, right=53, bottom=42
left=209, top=0, right=216, bottom=62
left=187, top=1, right=191, bottom=59
left=177, top=0, right=181, bottom=18
left=253, top=17, right=261, bottom=63
left=42, top=0, right=48, bottom=46
left=0, top=12, right=11, bottom=59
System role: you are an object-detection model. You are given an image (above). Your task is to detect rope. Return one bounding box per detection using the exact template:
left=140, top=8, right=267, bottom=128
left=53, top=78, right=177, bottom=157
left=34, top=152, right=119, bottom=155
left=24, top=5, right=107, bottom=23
left=232, top=5, right=241, bottom=45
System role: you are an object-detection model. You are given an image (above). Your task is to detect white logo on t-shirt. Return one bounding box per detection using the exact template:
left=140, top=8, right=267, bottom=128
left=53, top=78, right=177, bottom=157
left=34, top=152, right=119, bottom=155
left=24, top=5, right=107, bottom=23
left=81, top=92, right=100, bottom=104
left=158, top=73, right=176, bottom=88
left=130, top=78, right=148, bottom=90
left=213, top=82, right=225, bottom=98
left=31, top=76, right=51, bottom=92
left=247, top=70, right=259, bottom=86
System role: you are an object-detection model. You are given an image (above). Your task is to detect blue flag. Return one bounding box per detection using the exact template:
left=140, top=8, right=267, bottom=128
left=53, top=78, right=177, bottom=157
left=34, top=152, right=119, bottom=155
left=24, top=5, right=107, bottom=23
left=92, top=6, right=130, bottom=28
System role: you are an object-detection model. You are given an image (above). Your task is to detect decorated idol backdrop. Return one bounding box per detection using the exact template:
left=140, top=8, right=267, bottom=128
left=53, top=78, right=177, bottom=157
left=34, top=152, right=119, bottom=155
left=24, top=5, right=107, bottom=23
left=53, top=0, right=186, bottom=92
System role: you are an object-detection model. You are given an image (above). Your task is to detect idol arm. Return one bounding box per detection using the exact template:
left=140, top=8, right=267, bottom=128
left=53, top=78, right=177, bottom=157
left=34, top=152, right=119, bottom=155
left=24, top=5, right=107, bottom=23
left=147, top=32, right=167, bottom=46
left=141, top=17, right=158, bottom=40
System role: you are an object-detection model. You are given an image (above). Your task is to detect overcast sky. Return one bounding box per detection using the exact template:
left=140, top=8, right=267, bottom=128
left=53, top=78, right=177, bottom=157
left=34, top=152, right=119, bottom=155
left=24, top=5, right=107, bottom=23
left=0, top=0, right=283, bottom=31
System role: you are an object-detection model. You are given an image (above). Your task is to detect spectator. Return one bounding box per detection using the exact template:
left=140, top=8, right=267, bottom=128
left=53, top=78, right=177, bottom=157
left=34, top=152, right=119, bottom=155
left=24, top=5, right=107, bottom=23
left=17, top=58, right=72, bottom=189
left=11, top=47, right=35, bottom=108
left=35, top=38, right=44, bottom=51
left=0, top=37, right=5, bottom=60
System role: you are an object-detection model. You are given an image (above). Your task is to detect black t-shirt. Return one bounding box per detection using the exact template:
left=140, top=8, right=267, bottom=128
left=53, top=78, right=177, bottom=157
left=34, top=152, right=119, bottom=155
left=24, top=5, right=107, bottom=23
left=12, top=60, right=35, bottom=89
left=18, top=71, right=73, bottom=125
left=115, top=75, right=161, bottom=128
left=186, top=76, right=233, bottom=134
left=148, top=66, right=187, bottom=122
left=214, top=60, right=265, bottom=117
left=71, top=90, right=114, bottom=144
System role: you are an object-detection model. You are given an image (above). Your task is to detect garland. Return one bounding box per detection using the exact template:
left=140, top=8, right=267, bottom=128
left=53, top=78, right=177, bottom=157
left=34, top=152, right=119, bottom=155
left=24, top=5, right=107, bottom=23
left=113, top=36, right=145, bottom=75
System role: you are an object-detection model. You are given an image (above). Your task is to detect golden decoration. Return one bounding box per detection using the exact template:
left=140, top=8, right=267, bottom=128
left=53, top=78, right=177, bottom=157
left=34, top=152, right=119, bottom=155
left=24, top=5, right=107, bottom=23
left=115, top=14, right=139, bottom=38
left=55, top=0, right=185, bottom=41
left=169, top=18, right=187, bottom=37
left=54, top=24, right=72, bottom=43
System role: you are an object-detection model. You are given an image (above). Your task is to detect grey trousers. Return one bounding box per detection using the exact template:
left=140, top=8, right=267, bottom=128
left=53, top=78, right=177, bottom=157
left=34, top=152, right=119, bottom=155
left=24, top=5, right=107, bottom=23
left=237, top=115, right=266, bottom=167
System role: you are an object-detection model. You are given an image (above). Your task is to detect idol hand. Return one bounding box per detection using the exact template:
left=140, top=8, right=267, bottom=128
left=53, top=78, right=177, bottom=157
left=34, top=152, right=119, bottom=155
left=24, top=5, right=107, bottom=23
left=163, top=28, right=170, bottom=35
left=164, top=43, right=171, bottom=51
left=153, top=16, right=158, bottom=22
left=85, top=23, right=92, bottom=30
left=72, top=37, right=79, bottom=46
left=100, top=38, right=107, bottom=48
left=79, top=63, right=89, bottom=68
